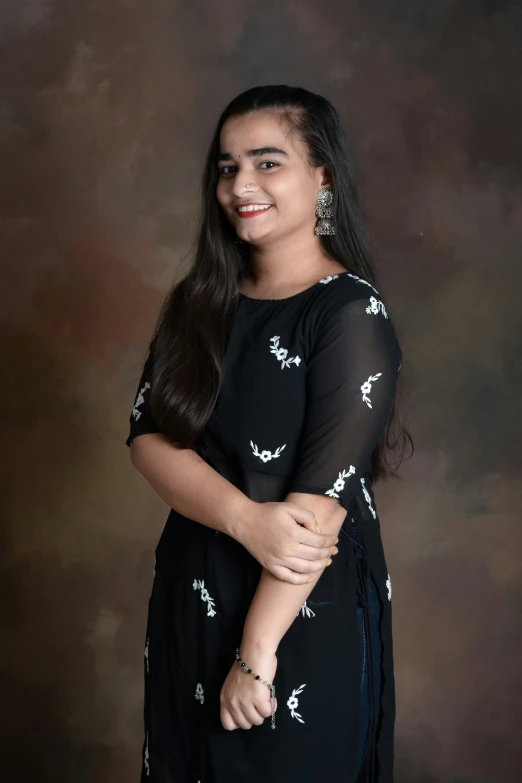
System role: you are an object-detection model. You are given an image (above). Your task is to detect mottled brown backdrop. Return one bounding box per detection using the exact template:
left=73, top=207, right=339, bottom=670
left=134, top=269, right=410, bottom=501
left=1, top=1, right=521, bottom=781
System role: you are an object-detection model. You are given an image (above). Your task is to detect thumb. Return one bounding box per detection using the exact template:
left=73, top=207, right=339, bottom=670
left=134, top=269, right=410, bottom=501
left=288, top=503, right=321, bottom=533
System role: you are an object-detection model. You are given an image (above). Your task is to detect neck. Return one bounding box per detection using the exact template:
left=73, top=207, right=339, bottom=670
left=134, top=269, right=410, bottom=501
left=246, top=231, right=331, bottom=288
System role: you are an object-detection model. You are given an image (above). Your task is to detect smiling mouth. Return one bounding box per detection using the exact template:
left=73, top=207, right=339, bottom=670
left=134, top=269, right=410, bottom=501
left=236, top=205, right=273, bottom=218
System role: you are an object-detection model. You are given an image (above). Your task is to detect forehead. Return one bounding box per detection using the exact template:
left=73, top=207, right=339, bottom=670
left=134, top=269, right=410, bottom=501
left=219, top=111, right=299, bottom=157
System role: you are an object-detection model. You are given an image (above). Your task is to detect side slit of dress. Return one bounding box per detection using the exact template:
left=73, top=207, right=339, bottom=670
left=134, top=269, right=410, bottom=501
left=349, top=513, right=378, bottom=783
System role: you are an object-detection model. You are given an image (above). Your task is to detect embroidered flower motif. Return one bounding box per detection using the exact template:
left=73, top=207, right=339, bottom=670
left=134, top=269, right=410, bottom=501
left=319, top=274, right=339, bottom=284
left=346, top=272, right=380, bottom=296
left=386, top=573, right=392, bottom=601
left=144, top=637, right=149, bottom=674
left=298, top=601, right=316, bottom=618
left=195, top=682, right=205, bottom=704
left=287, top=684, right=306, bottom=723
left=397, top=363, right=402, bottom=373
left=250, top=441, right=287, bottom=463
left=193, top=579, right=217, bottom=617
left=144, top=730, right=150, bottom=776
left=269, top=336, right=302, bottom=369
left=360, top=477, right=376, bottom=519
left=325, top=465, right=356, bottom=499
left=132, top=381, right=151, bottom=421
left=366, top=296, right=388, bottom=318
left=361, top=373, right=382, bottom=408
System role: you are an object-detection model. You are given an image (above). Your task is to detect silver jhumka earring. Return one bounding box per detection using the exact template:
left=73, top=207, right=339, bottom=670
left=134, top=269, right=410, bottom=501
left=314, top=185, right=335, bottom=236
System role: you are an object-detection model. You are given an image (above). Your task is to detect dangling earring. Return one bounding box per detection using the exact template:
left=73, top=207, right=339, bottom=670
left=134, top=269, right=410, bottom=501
left=314, top=185, right=335, bottom=236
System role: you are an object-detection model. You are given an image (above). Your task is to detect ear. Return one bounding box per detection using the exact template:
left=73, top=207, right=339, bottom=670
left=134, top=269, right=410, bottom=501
left=318, top=164, right=332, bottom=188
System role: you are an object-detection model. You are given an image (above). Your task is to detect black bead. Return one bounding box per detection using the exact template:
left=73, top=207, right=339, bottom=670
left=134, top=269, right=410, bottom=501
left=255, top=674, right=260, bottom=680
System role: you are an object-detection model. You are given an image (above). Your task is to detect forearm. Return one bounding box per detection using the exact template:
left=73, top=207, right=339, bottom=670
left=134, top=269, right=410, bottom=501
left=241, top=493, right=347, bottom=654
left=129, top=433, right=253, bottom=538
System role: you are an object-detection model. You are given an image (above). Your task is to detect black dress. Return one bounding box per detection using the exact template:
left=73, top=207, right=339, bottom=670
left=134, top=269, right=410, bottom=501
left=126, top=270, right=402, bottom=783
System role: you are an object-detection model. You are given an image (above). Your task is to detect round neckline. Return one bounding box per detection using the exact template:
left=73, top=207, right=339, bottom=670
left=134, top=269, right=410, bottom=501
left=238, top=271, right=348, bottom=303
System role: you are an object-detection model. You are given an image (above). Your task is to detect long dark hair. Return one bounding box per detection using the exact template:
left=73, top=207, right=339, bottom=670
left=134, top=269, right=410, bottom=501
left=148, top=84, right=413, bottom=483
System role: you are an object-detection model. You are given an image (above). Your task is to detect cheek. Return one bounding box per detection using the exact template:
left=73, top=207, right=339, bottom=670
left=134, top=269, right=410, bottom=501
left=272, top=176, right=316, bottom=215
left=279, top=189, right=316, bottom=220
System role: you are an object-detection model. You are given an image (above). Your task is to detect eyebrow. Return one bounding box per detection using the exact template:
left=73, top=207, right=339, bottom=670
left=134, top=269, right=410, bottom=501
left=217, top=146, right=289, bottom=162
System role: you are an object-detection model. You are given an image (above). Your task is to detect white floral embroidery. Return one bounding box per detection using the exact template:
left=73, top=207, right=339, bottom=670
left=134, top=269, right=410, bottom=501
left=270, top=336, right=302, bottom=369
left=298, top=600, right=316, bottom=618
left=250, top=440, right=286, bottom=463
left=361, top=373, right=382, bottom=408
left=346, top=272, right=380, bottom=295
left=366, top=296, right=388, bottom=318
left=192, top=579, right=217, bottom=617
left=144, top=637, right=149, bottom=674
left=144, top=730, right=150, bottom=776
left=386, top=573, right=392, bottom=601
left=287, top=683, right=306, bottom=723
left=397, top=363, right=402, bottom=373
left=325, top=465, right=356, bottom=499
left=360, top=477, right=376, bottom=519
left=132, top=381, right=151, bottom=420
left=319, top=274, right=339, bottom=284
left=195, top=682, right=205, bottom=704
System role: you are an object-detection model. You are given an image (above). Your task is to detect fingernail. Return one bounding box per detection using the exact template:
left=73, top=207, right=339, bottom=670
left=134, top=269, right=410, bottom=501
left=327, top=559, right=332, bottom=566
left=335, top=537, right=339, bottom=544
left=316, top=524, right=321, bottom=533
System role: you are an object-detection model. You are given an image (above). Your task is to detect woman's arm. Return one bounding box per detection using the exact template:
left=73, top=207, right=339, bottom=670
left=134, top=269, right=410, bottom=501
left=240, top=492, right=346, bottom=655
left=131, top=433, right=253, bottom=537
left=220, top=492, right=345, bottom=731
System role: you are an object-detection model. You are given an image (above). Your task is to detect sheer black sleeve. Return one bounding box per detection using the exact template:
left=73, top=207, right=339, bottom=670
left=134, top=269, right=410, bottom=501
left=125, top=340, right=160, bottom=447
left=286, top=287, right=402, bottom=513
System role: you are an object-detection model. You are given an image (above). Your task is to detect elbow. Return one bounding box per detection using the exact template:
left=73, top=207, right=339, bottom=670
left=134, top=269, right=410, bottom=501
left=129, top=438, right=146, bottom=472
left=128, top=432, right=171, bottom=472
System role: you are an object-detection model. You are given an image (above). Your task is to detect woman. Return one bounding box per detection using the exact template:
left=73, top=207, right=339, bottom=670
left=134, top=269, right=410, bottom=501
left=126, top=85, right=412, bottom=783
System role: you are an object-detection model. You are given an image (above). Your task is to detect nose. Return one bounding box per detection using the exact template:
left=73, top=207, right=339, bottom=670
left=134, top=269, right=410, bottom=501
left=231, top=169, right=259, bottom=197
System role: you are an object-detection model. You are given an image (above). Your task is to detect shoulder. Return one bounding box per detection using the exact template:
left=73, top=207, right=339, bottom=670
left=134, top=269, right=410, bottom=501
left=314, top=271, right=389, bottom=320
left=309, top=271, right=401, bottom=358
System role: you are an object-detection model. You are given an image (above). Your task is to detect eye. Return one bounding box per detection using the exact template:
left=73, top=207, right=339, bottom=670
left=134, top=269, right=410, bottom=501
left=217, top=161, right=280, bottom=176
left=217, top=165, right=235, bottom=176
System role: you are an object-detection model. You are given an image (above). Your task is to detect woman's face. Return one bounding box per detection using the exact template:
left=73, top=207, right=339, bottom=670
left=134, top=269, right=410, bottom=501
left=216, top=111, right=328, bottom=245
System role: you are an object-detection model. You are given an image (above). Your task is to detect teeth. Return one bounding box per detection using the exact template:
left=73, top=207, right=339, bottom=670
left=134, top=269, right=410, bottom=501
left=237, top=204, right=272, bottom=212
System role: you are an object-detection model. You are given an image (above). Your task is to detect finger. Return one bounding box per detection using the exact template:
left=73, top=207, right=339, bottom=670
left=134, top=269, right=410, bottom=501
left=242, top=703, right=265, bottom=726
left=285, top=557, right=334, bottom=574
left=297, top=528, right=338, bottom=548
left=288, top=504, right=317, bottom=530
left=221, top=707, right=239, bottom=731
left=270, top=564, right=313, bottom=584
left=293, top=543, right=339, bottom=561
left=232, top=706, right=254, bottom=730
left=256, top=695, right=277, bottom=718
left=291, top=556, right=334, bottom=572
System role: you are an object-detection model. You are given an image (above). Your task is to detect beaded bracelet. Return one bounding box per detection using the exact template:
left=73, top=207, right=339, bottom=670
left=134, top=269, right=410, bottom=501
left=235, top=647, right=276, bottom=729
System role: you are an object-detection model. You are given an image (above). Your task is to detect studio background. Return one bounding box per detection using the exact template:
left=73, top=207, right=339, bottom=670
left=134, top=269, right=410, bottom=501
left=1, top=1, right=521, bottom=781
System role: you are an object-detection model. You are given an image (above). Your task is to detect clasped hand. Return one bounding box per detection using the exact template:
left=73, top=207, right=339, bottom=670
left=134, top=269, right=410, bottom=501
left=220, top=645, right=278, bottom=731
left=236, top=500, right=339, bottom=584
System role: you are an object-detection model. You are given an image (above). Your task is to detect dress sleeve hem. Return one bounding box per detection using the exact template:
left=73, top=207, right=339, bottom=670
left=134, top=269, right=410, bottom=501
left=286, top=484, right=331, bottom=497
